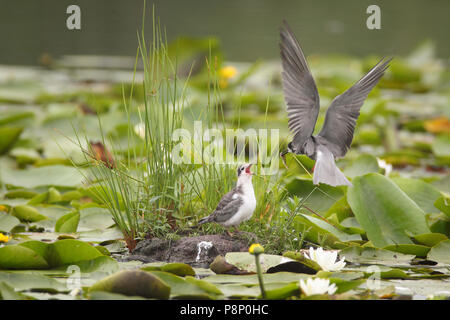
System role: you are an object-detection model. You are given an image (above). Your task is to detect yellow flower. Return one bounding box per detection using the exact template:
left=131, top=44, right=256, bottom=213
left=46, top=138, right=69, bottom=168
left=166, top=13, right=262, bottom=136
left=219, top=66, right=237, bottom=80
left=0, top=205, right=7, bottom=212
left=249, top=243, right=264, bottom=255
left=0, top=233, right=10, bottom=243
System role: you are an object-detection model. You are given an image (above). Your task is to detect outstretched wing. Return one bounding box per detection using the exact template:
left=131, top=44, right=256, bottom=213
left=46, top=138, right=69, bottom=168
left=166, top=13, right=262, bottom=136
left=318, top=57, right=392, bottom=157
left=280, top=20, right=320, bottom=149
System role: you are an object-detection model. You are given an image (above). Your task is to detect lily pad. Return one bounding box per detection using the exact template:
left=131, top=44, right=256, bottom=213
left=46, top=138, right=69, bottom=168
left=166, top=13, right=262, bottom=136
left=0, top=165, right=84, bottom=188
left=383, top=244, right=430, bottom=257
left=339, top=246, right=415, bottom=265
left=12, top=205, right=47, bottom=222
left=0, top=126, right=23, bottom=154
left=0, top=212, right=20, bottom=233
left=393, top=177, right=442, bottom=214
left=343, top=154, right=380, bottom=179
left=89, top=270, right=170, bottom=299
left=427, top=240, right=450, bottom=264
left=413, top=233, right=448, bottom=247
left=55, top=211, right=80, bottom=233
left=347, top=173, right=430, bottom=247
left=0, top=245, right=49, bottom=269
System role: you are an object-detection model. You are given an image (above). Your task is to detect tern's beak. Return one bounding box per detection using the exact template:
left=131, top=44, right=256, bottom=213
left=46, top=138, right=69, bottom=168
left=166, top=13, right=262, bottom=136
left=280, top=150, right=289, bottom=169
left=245, top=163, right=253, bottom=175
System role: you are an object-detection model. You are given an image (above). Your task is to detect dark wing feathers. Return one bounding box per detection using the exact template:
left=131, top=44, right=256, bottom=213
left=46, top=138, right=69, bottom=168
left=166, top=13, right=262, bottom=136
left=205, top=189, right=243, bottom=224
left=318, top=57, right=392, bottom=157
left=280, top=20, right=320, bottom=149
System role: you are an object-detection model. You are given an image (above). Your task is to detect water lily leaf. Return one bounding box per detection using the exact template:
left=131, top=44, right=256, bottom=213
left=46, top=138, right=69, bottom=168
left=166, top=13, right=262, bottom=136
left=0, top=245, right=49, bottom=269
left=264, top=282, right=299, bottom=299
left=146, top=270, right=221, bottom=299
left=5, top=189, right=38, bottom=199
left=204, top=272, right=309, bottom=285
left=55, top=211, right=80, bottom=233
left=210, top=255, right=253, bottom=275
left=12, top=205, right=47, bottom=222
left=285, top=178, right=344, bottom=213
left=292, top=213, right=362, bottom=246
left=343, top=154, right=380, bottom=178
left=77, top=207, right=115, bottom=232
left=89, top=270, right=170, bottom=299
left=64, top=255, right=118, bottom=274
left=1, top=165, right=84, bottom=188
left=427, top=240, right=450, bottom=264
left=383, top=244, right=430, bottom=257
left=434, top=196, right=450, bottom=218
left=0, top=126, right=23, bottom=154
left=0, top=272, right=68, bottom=292
left=0, top=281, right=30, bottom=300
left=0, top=212, right=20, bottom=233
left=339, top=217, right=365, bottom=235
left=392, top=177, right=442, bottom=214
left=413, top=233, right=448, bottom=247
left=225, top=252, right=293, bottom=273
left=46, top=239, right=104, bottom=267
left=330, top=278, right=365, bottom=294
left=89, top=291, right=147, bottom=300
left=141, top=263, right=195, bottom=277
left=347, top=173, right=430, bottom=247
left=432, top=135, right=450, bottom=157
left=339, top=246, right=415, bottom=266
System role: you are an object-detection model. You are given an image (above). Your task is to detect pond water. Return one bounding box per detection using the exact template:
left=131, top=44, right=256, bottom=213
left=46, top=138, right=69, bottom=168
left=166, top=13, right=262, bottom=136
left=0, top=0, right=449, bottom=65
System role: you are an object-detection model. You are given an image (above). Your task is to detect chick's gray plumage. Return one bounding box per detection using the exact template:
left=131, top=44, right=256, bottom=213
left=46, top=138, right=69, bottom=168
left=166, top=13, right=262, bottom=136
left=280, top=20, right=392, bottom=186
left=198, top=164, right=256, bottom=227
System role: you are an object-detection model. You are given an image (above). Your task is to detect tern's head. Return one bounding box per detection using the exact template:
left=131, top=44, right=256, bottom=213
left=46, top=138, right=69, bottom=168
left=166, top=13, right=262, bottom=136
left=237, top=163, right=253, bottom=178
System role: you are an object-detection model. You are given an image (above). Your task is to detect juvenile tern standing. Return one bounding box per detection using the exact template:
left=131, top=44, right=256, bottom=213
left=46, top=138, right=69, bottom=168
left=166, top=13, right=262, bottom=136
left=198, top=164, right=256, bottom=235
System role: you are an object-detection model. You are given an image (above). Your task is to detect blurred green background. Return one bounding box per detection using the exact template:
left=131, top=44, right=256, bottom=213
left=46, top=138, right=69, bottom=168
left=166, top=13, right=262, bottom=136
left=0, top=0, right=449, bottom=65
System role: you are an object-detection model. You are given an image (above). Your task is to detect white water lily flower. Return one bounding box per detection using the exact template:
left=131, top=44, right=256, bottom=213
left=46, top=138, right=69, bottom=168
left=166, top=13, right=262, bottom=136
left=377, top=158, right=392, bottom=177
left=299, top=278, right=337, bottom=296
left=304, top=247, right=346, bottom=272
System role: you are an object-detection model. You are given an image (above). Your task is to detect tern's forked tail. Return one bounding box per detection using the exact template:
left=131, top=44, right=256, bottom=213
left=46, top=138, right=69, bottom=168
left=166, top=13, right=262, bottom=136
left=313, top=147, right=352, bottom=187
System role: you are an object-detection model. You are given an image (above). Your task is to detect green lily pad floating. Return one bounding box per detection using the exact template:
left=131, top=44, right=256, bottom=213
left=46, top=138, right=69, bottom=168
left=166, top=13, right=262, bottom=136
left=0, top=272, right=68, bottom=293
left=0, top=126, right=23, bottom=154
left=0, top=281, right=30, bottom=300
left=0, top=165, right=85, bottom=188
left=55, top=211, right=80, bottom=233
left=89, top=291, right=147, bottom=300
left=339, top=217, right=365, bottom=235
left=427, top=239, right=450, bottom=264
left=224, top=252, right=293, bottom=273
left=141, top=263, right=195, bottom=277
left=383, top=244, right=430, bottom=257
left=392, top=177, right=442, bottom=214
left=89, top=270, right=170, bottom=299
left=0, top=245, right=49, bottom=269
left=77, top=207, right=115, bottom=232
left=413, top=233, right=448, bottom=247
left=434, top=196, right=450, bottom=218
left=46, top=239, right=103, bottom=267
left=291, top=212, right=362, bottom=247
left=339, top=246, right=415, bottom=265
left=285, top=178, right=344, bottom=213
left=12, top=205, right=47, bottom=222
left=432, top=135, right=450, bottom=157
left=146, top=270, right=222, bottom=299
left=347, top=173, right=430, bottom=247
left=343, top=154, right=380, bottom=179
left=0, top=212, right=20, bottom=233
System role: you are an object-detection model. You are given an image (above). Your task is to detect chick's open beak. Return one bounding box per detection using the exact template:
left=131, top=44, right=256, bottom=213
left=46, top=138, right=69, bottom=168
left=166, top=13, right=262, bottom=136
left=245, top=163, right=253, bottom=175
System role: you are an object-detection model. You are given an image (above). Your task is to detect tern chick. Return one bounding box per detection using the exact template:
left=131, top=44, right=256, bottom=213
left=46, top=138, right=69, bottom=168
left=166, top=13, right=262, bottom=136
left=279, top=20, right=392, bottom=187
left=198, top=164, right=256, bottom=235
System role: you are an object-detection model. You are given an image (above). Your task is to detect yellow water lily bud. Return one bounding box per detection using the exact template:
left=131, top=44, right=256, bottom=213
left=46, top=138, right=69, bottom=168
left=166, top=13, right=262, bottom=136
left=249, top=243, right=264, bottom=255
left=0, top=233, right=10, bottom=243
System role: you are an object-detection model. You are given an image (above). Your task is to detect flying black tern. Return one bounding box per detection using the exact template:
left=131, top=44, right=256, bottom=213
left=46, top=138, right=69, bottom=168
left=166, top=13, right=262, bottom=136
left=279, top=20, right=392, bottom=187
